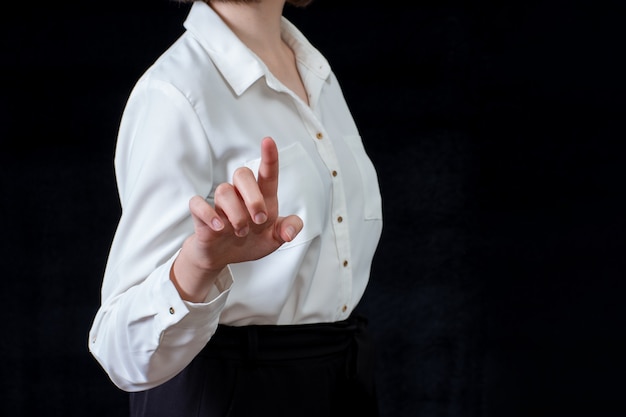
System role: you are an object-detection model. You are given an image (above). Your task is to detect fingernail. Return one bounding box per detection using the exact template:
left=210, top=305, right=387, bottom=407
left=285, top=226, right=296, bottom=241
left=236, top=226, right=249, bottom=237
left=254, top=212, right=267, bottom=224
left=211, top=217, right=224, bottom=231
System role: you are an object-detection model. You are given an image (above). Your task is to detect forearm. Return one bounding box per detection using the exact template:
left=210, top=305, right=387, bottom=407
left=89, top=254, right=233, bottom=391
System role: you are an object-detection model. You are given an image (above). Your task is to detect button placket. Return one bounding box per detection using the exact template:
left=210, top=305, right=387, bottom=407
left=300, top=111, right=353, bottom=320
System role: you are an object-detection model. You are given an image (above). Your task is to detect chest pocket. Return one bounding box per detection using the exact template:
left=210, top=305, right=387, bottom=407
left=245, top=142, right=326, bottom=249
left=344, top=135, right=383, bottom=220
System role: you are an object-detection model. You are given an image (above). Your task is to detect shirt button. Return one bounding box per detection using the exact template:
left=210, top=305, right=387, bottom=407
left=316, top=132, right=324, bottom=140
left=343, top=260, right=349, bottom=267
left=169, top=307, right=175, bottom=315
left=331, top=170, right=338, bottom=177
left=337, top=216, right=343, bottom=223
left=342, top=305, right=348, bottom=313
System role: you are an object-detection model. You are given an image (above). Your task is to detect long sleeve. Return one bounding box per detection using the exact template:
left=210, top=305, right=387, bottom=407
left=88, top=76, right=233, bottom=392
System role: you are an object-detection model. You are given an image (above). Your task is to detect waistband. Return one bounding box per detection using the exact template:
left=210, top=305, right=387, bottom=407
left=199, top=315, right=369, bottom=363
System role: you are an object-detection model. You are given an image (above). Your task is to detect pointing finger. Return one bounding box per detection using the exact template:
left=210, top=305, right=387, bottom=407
left=257, top=137, right=279, bottom=201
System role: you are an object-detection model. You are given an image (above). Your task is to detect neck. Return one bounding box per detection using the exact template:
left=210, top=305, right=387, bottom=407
left=208, top=0, right=309, bottom=106
left=208, top=0, right=287, bottom=53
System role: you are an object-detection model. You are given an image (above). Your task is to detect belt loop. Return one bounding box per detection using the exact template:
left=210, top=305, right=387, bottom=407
left=246, top=326, right=259, bottom=368
left=346, top=316, right=374, bottom=392
left=346, top=316, right=363, bottom=378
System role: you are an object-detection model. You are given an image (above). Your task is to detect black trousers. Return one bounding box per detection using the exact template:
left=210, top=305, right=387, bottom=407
left=129, top=315, right=379, bottom=417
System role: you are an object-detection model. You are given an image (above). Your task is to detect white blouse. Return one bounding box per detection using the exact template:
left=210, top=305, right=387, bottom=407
left=88, top=1, right=382, bottom=392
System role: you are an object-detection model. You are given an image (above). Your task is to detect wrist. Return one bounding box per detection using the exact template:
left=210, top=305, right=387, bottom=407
left=170, top=239, right=226, bottom=303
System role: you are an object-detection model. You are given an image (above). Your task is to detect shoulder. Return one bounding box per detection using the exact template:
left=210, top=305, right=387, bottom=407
left=133, top=31, right=220, bottom=102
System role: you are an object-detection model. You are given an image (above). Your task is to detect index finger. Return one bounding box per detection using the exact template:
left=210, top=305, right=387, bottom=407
left=257, top=137, right=279, bottom=199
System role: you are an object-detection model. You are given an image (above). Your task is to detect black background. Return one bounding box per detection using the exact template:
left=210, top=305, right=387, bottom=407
left=2, top=1, right=625, bottom=416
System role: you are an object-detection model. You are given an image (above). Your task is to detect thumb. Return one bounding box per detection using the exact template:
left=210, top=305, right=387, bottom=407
left=274, top=214, right=304, bottom=243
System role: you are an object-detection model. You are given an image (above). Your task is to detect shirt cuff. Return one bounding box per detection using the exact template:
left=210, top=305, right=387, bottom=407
left=153, top=252, right=234, bottom=331
left=179, top=266, right=233, bottom=327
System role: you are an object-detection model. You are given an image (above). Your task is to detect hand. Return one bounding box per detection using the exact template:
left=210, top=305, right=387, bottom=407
left=171, top=137, right=304, bottom=301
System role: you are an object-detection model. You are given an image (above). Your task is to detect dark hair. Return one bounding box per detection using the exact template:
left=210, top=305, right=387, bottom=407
left=178, top=0, right=314, bottom=7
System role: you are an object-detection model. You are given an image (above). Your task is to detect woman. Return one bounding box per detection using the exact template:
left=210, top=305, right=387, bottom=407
left=88, top=0, right=383, bottom=415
